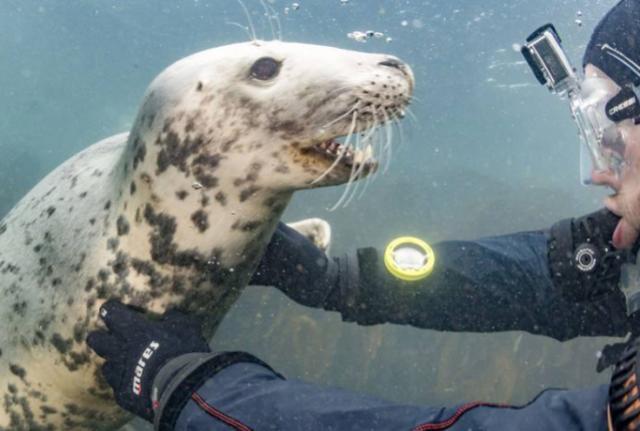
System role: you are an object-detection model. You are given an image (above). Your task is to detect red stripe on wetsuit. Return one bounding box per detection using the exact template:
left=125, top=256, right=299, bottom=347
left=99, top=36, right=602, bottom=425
left=413, top=402, right=508, bottom=431
left=191, top=392, right=254, bottom=431
left=191, top=390, right=507, bottom=431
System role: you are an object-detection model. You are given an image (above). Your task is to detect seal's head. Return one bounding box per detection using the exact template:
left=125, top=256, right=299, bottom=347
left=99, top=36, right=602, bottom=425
left=130, top=40, right=414, bottom=195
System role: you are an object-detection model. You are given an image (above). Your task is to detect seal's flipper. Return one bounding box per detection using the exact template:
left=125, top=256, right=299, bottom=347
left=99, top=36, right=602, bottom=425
left=286, top=218, right=332, bottom=254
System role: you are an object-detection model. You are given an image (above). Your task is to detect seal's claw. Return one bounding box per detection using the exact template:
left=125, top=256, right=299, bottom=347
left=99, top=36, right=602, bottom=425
left=286, top=218, right=332, bottom=254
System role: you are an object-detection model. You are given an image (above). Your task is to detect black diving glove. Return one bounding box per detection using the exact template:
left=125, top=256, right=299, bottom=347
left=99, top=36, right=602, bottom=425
left=251, top=222, right=359, bottom=309
left=86, top=300, right=210, bottom=421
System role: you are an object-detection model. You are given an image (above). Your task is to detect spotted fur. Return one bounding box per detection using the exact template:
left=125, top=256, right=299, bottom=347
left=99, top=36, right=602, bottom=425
left=0, top=40, right=413, bottom=430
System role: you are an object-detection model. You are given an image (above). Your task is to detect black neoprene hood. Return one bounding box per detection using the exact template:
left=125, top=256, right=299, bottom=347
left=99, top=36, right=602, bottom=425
left=583, top=0, right=640, bottom=87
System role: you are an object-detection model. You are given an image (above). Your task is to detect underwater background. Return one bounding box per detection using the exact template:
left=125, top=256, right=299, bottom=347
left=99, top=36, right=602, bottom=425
left=0, top=0, right=622, bottom=429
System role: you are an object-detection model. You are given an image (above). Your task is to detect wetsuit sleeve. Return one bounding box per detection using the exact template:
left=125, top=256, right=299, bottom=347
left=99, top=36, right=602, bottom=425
left=252, top=221, right=630, bottom=341
left=342, top=232, right=629, bottom=341
left=152, top=351, right=609, bottom=431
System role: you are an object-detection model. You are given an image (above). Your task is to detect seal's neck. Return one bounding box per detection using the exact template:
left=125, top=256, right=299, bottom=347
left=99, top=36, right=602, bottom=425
left=113, top=125, right=292, bottom=272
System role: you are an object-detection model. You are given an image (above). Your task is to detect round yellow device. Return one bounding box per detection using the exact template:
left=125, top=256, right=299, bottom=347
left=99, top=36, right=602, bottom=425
left=383, top=236, right=435, bottom=282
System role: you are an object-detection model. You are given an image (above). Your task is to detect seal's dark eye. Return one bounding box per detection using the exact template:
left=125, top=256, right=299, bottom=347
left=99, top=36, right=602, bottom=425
left=250, top=57, right=281, bottom=81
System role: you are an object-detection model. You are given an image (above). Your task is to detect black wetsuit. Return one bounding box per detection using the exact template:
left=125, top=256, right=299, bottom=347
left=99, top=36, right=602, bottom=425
left=154, top=354, right=609, bottom=431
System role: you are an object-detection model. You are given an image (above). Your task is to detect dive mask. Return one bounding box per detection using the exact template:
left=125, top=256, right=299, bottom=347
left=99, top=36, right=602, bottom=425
left=522, top=24, right=640, bottom=184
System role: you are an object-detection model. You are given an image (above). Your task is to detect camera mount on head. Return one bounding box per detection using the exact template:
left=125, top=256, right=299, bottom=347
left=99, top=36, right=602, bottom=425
left=521, top=23, right=579, bottom=97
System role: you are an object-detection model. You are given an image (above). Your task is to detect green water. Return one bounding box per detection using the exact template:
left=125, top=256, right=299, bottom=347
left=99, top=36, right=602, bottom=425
left=0, top=1, right=622, bottom=429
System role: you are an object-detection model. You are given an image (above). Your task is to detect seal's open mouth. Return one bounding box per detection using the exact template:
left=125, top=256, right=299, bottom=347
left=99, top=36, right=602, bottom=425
left=302, top=137, right=377, bottom=172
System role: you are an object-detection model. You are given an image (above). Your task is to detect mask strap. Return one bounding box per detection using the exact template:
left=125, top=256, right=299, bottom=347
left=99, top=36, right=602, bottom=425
left=602, top=43, right=640, bottom=82
left=602, top=44, right=640, bottom=123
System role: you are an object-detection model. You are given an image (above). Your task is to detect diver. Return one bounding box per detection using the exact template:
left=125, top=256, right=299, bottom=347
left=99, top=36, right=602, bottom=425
left=87, top=1, right=640, bottom=430
left=249, top=0, right=640, bottom=363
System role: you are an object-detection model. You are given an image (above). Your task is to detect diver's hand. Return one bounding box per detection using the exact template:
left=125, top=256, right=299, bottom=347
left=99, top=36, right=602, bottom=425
left=251, top=222, right=342, bottom=308
left=86, top=300, right=210, bottom=422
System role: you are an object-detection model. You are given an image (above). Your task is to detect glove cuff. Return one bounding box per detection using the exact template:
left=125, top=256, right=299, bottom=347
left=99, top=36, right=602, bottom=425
left=324, top=251, right=360, bottom=314
left=152, top=351, right=277, bottom=431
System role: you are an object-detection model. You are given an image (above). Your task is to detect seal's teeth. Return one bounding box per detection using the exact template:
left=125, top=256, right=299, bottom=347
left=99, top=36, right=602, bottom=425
left=354, top=149, right=366, bottom=165
left=351, top=145, right=376, bottom=166
left=315, top=140, right=346, bottom=157
left=364, top=144, right=373, bottom=160
left=311, top=137, right=377, bottom=169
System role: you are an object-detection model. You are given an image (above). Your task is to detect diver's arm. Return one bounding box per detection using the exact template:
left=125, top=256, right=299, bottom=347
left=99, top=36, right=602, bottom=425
left=88, top=302, right=613, bottom=431
left=251, top=210, right=632, bottom=341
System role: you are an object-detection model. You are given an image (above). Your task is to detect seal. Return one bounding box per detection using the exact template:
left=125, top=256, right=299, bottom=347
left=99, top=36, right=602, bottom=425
left=0, top=40, right=413, bottom=430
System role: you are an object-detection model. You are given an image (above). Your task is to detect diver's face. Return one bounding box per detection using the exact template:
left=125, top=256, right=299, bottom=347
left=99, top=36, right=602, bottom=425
left=588, top=64, right=640, bottom=189
left=588, top=64, right=640, bottom=248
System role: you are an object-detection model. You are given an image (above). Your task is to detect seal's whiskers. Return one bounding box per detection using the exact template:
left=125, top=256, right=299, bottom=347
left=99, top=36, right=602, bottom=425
left=348, top=111, right=382, bottom=204
left=266, top=2, right=283, bottom=40
left=403, top=105, right=419, bottom=124
left=320, top=101, right=361, bottom=130
left=236, top=0, right=257, bottom=41
left=327, top=116, right=363, bottom=210
left=341, top=122, right=368, bottom=207
left=358, top=118, right=385, bottom=199
left=226, top=21, right=255, bottom=41
left=390, top=115, right=404, bottom=170
left=329, top=112, right=374, bottom=210
left=382, top=108, right=395, bottom=174
left=259, top=0, right=278, bottom=41
left=312, top=110, right=359, bottom=186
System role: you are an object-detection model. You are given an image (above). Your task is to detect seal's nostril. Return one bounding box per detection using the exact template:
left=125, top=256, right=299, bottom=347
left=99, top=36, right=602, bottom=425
left=379, top=59, right=404, bottom=71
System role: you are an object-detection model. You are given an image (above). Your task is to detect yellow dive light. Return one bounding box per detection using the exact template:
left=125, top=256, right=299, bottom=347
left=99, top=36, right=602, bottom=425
left=383, top=236, right=435, bottom=282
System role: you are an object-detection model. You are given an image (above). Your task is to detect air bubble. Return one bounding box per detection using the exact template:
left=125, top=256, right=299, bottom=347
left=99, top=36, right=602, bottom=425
left=348, top=31, right=368, bottom=42
left=348, top=30, right=387, bottom=43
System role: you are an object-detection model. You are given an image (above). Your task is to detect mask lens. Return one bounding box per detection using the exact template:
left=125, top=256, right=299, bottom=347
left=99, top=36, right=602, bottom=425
left=573, top=78, right=627, bottom=184
left=602, top=125, right=625, bottom=155
left=579, top=143, right=595, bottom=185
